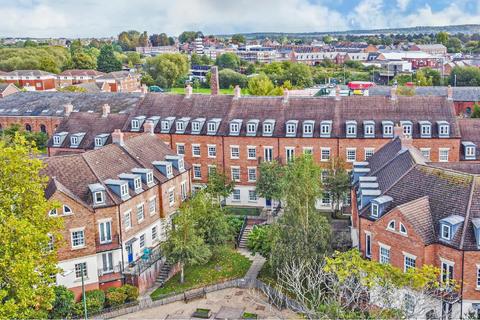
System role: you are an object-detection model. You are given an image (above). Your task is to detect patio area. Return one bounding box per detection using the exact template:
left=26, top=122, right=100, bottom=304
left=114, top=287, right=298, bottom=319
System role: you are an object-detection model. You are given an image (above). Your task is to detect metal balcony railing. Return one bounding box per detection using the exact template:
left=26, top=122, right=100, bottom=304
left=122, top=243, right=163, bottom=276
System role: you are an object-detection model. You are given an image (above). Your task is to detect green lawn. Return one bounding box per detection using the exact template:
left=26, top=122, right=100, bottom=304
left=226, top=206, right=262, bottom=217
left=168, top=87, right=249, bottom=95
left=150, top=246, right=251, bottom=300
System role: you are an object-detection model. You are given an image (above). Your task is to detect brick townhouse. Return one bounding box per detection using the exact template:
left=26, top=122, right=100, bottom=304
left=117, top=86, right=460, bottom=208
left=57, top=69, right=105, bottom=88
left=0, top=70, right=57, bottom=91
left=352, top=132, right=480, bottom=319
left=95, top=71, right=141, bottom=93
left=42, top=131, right=191, bottom=298
left=0, top=91, right=143, bottom=136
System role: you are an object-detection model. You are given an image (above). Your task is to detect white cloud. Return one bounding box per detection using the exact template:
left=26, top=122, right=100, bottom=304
left=396, top=0, right=410, bottom=11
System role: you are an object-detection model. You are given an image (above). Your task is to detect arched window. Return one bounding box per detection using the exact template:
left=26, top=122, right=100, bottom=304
left=387, top=220, right=395, bottom=230
left=40, top=124, right=47, bottom=133
left=62, top=205, right=73, bottom=215
left=400, top=223, right=407, bottom=235
left=25, top=124, right=32, bottom=132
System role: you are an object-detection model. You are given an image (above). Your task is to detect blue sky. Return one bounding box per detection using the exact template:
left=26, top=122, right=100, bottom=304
left=0, top=0, right=479, bottom=38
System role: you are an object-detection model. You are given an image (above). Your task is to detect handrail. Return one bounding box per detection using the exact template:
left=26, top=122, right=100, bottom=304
left=236, top=216, right=248, bottom=248
left=123, top=243, right=163, bottom=275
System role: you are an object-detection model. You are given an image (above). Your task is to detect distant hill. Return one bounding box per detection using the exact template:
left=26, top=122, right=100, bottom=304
left=218, top=24, right=480, bottom=40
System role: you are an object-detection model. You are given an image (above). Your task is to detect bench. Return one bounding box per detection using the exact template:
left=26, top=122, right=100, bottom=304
left=184, top=289, right=206, bottom=303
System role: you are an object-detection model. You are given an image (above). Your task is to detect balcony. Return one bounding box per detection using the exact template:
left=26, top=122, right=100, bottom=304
left=98, top=262, right=123, bottom=283
left=123, top=243, right=163, bottom=276
left=95, top=234, right=121, bottom=253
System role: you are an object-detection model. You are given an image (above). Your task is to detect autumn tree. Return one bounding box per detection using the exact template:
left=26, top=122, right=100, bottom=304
left=0, top=135, right=62, bottom=319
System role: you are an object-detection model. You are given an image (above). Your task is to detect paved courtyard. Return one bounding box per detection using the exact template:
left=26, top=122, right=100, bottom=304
left=115, top=287, right=298, bottom=319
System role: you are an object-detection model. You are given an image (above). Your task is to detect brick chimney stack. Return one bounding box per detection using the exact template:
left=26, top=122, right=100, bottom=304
left=283, top=88, right=289, bottom=104
left=233, top=85, right=241, bottom=99
left=393, top=123, right=404, bottom=139
left=447, top=85, right=453, bottom=101
left=390, top=85, right=397, bottom=101
left=143, top=120, right=155, bottom=135
left=64, top=103, right=73, bottom=117
left=102, top=104, right=110, bottom=117
left=112, top=129, right=124, bottom=146
left=210, top=66, right=219, bottom=95
left=335, top=85, right=341, bottom=101
left=185, top=84, right=193, bottom=98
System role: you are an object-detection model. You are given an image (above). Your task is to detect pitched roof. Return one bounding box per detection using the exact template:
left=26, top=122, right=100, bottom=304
left=47, top=112, right=130, bottom=150
left=97, top=71, right=135, bottom=80
left=370, top=86, right=480, bottom=102
left=0, top=92, right=144, bottom=116
left=458, top=119, right=480, bottom=158
left=42, top=134, right=185, bottom=207
left=396, top=196, right=435, bottom=244
left=6, top=70, right=56, bottom=77
left=58, top=69, right=105, bottom=77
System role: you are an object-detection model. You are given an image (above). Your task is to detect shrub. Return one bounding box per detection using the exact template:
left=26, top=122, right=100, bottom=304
left=227, top=216, right=243, bottom=238
left=119, top=284, right=139, bottom=302
left=48, top=286, right=75, bottom=319
left=105, top=288, right=127, bottom=307
left=72, top=289, right=105, bottom=316
left=246, top=225, right=272, bottom=257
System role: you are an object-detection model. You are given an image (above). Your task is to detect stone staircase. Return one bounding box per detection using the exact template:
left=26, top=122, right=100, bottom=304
left=238, top=224, right=255, bottom=249
left=155, top=262, right=171, bottom=287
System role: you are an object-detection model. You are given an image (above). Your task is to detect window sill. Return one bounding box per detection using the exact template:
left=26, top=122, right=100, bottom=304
left=71, top=245, right=86, bottom=250
left=99, top=240, right=112, bottom=245
left=74, top=277, right=90, bottom=283
left=193, top=177, right=202, bottom=180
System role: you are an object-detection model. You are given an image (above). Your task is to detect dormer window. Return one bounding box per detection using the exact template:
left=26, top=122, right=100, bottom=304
left=263, top=120, right=275, bottom=136
left=134, top=177, right=142, bottom=190
left=192, top=122, right=200, bottom=132
left=229, top=120, right=242, bottom=136
left=401, top=121, right=413, bottom=136
left=382, top=121, right=394, bottom=138
left=441, top=224, right=451, bottom=240
left=208, top=123, right=216, bottom=132
left=371, top=203, right=379, bottom=217
left=285, top=120, right=298, bottom=137
left=161, top=121, right=171, bottom=132
left=247, top=121, right=259, bottom=136
left=178, top=158, right=185, bottom=172
left=346, top=121, right=357, bottom=138
left=95, top=137, right=103, bottom=147
left=438, top=121, right=450, bottom=138
left=320, top=121, right=332, bottom=138
left=364, top=121, right=375, bottom=138
left=175, top=117, right=190, bottom=134
left=53, top=135, right=61, bottom=145
left=207, top=119, right=221, bottom=135
left=176, top=121, right=184, bottom=132
left=70, top=136, right=78, bottom=146
left=131, top=119, right=140, bottom=130
left=146, top=172, right=154, bottom=184
left=419, top=121, right=432, bottom=138
left=120, top=183, right=129, bottom=197
left=94, top=191, right=104, bottom=204
left=463, top=142, right=477, bottom=160
left=166, top=164, right=173, bottom=177
left=303, top=121, right=314, bottom=137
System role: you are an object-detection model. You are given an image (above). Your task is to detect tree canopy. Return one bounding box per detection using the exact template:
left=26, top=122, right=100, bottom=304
left=145, top=53, right=189, bottom=88
left=97, top=45, right=122, bottom=73
left=215, top=52, right=241, bottom=70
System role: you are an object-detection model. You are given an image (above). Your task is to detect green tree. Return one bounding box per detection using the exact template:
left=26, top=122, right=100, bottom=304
left=179, top=31, right=200, bottom=43
left=126, top=52, right=141, bottom=66
left=149, top=33, right=171, bottom=46
left=191, top=53, right=212, bottom=66
left=231, top=34, right=246, bottom=44
left=245, top=63, right=256, bottom=75
left=215, top=52, right=241, bottom=70
left=284, top=63, right=313, bottom=87
left=72, top=51, right=97, bottom=69
left=415, top=69, right=433, bottom=86
left=140, top=73, right=155, bottom=86
left=472, top=103, right=480, bottom=118
left=205, top=171, right=235, bottom=205
left=450, top=66, right=480, bottom=86
left=246, top=225, right=272, bottom=257
left=97, top=45, right=122, bottom=73
left=323, top=157, right=350, bottom=217
left=256, top=160, right=284, bottom=207
left=145, top=53, right=189, bottom=88
left=117, top=30, right=143, bottom=51
left=436, top=31, right=449, bottom=46
left=0, top=135, right=62, bottom=319
left=447, top=37, right=462, bottom=53
left=162, top=207, right=211, bottom=283
left=217, top=68, right=248, bottom=89
left=49, top=286, right=75, bottom=319
left=247, top=73, right=283, bottom=96
left=322, top=35, right=333, bottom=44
left=2, top=124, right=48, bottom=150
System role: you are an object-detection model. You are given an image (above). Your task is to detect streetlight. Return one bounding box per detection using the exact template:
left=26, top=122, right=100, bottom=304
left=62, top=267, right=87, bottom=319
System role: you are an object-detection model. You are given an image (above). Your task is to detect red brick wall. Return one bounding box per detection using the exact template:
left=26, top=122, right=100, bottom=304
left=0, top=116, right=61, bottom=136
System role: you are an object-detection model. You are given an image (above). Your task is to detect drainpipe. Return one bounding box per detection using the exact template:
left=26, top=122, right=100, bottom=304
left=460, top=250, right=465, bottom=319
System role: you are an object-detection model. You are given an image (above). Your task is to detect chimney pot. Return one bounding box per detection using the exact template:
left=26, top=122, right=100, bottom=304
left=112, top=129, right=124, bottom=146
left=234, top=85, right=241, bottom=99
left=143, top=120, right=155, bottom=135
left=283, top=88, right=289, bottom=103
left=185, top=84, right=193, bottom=98
left=64, top=103, right=73, bottom=117
left=102, top=104, right=110, bottom=117
left=210, top=66, right=219, bottom=95
left=393, top=123, right=404, bottom=139
left=447, top=85, right=453, bottom=101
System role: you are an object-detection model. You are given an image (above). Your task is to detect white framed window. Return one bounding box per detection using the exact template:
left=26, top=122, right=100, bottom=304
left=285, top=147, right=295, bottom=162
left=166, top=164, right=173, bottom=177
left=383, top=124, right=393, bottom=137
left=53, top=135, right=61, bottom=145
left=263, top=123, right=273, bottom=135
left=47, top=234, right=54, bottom=250
left=134, top=177, right=142, bottom=190
left=71, top=136, right=79, bottom=146
left=63, top=204, right=73, bottom=215
left=420, top=148, right=431, bottom=161
left=178, top=158, right=184, bottom=172
left=232, top=189, right=241, bottom=201
left=364, top=124, right=374, bottom=137
left=303, top=123, right=313, bottom=136
left=371, top=203, right=379, bottom=217
left=181, top=181, right=188, bottom=200
left=321, top=148, right=331, bottom=161
left=403, top=124, right=412, bottom=136
left=176, top=121, right=184, bottom=132
left=400, top=223, right=407, bottom=235
left=137, top=204, right=144, bottom=222
left=379, top=245, right=390, bottom=264
left=94, top=191, right=104, bottom=204
left=193, top=165, right=201, bottom=179
left=247, top=123, right=257, bottom=135
left=346, top=124, right=356, bottom=137
left=139, top=234, right=145, bottom=248
left=207, top=145, right=217, bottom=158
left=303, top=147, right=313, bottom=155
left=264, top=147, right=273, bottom=162
left=192, top=144, right=201, bottom=157
left=441, top=224, right=451, bottom=240
left=247, top=147, right=256, bottom=160
left=94, top=137, right=103, bottom=148
left=49, top=208, right=58, bottom=216
left=286, top=123, right=296, bottom=135
left=161, top=121, right=170, bottom=131
left=230, top=122, right=240, bottom=134
left=466, top=146, right=476, bottom=157
left=248, top=190, right=257, bottom=202
left=230, top=146, right=240, bottom=159
left=439, top=148, right=449, bottom=162
left=101, top=252, right=113, bottom=273
left=387, top=220, right=395, bottom=230
left=439, top=124, right=450, bottom=137
left=441, top=260, right=454, bottom=283
left=120, top=183, right=129, bottom=197
left=476, top=266, right=480, bottom=288
left=404, top=254, right=416, bottom=272
left=191, top=121, right=200, bottom=132
left=364, top=148, right=374, bottom=160
left=176, top=143, right=185, bottom=155
left=99, top=220, right=112, bottom=244
left=321, top=192, right=331, bottom=205
left=149, top=197, right=156, bottom=215
left=74, top=262, right=87, bottom=279
left=124, top=210, right=132, bottom=229
left=207, top=122, right=217, bottom=133
left=168, top=188, right=175, bottom=206
left=421, top=124, right=431, bottom=137
left=146, top=172, right=154, bottom=184
left=131, top=119, right=140, bottom=130
left=365, top=232, right=372, bottom=258
left=231, top=167, right=240, bottom=182
left=346, top=148, right=356, bottom=162
left=320, top=123, right=331, bottom=136
left=248, top=167, right=257, bottom=182
left=152, top=226, right=158, bottom=241
left=71, top=229, right=85, bottom=248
